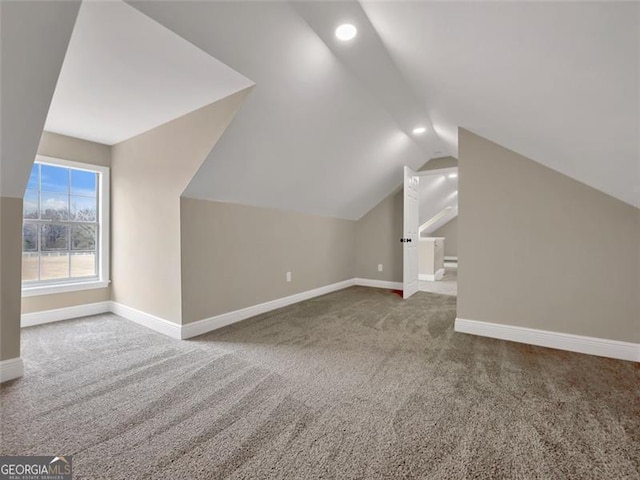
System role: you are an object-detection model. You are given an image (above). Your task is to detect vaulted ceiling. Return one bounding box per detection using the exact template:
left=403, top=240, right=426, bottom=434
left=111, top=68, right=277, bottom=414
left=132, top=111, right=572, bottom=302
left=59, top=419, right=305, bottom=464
left=130, top=1, right=432, bottom=220
left=362, top=1, right=639, bottom=208
left=22, top=1, right=637, bottom=218
left=130, top=0, right=638, bottom=217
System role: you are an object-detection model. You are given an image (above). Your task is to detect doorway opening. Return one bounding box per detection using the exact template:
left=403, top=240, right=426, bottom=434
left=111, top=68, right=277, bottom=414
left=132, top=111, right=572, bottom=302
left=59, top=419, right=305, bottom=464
left=402, top=166, right=458, bottom=298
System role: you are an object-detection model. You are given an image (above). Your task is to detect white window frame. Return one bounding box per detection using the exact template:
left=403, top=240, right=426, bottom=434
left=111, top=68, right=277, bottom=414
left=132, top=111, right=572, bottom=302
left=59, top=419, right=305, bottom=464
left=21, top=155, right=110, bottom=297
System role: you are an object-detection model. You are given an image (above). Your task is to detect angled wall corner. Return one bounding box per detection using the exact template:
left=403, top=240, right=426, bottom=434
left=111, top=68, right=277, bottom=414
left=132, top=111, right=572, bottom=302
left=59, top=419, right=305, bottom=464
left=111, top=87, right=252, bottom=325
left=179, top=198, right=357, bottom=325
left=0, top=0, right=81, bottom=198
left=457, top=128, right=640, bottom=343
left=0, top=1, right=80, bottom=368
left=0, top=197, right=23, bottom=362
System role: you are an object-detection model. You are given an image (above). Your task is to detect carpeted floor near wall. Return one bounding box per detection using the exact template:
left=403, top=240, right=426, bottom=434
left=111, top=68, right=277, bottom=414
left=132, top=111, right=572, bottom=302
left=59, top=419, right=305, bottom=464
left=1, top=287, right=638, bottom=479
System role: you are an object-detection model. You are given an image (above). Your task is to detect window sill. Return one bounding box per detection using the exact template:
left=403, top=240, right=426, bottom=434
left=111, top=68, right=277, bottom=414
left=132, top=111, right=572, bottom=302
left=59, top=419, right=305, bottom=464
left=22, top=280, right=111, bottom=298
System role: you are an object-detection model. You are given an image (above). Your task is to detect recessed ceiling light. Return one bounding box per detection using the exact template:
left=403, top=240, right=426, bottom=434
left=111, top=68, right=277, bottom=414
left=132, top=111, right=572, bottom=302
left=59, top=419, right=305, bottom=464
left=448, top=173, right=458, bottom=179
left=335, top=24, right=357, bottom=41
left=412, top=126, right=427, bottom=135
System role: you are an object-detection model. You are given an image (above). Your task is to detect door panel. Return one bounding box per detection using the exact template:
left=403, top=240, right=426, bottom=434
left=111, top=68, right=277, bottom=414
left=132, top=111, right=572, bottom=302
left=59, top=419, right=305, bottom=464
left=403, top=166, right=419, bottom=299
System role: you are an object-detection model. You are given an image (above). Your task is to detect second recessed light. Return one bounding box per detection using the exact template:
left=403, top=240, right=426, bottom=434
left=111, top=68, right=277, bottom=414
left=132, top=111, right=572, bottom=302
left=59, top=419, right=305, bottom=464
left=412, top=126, right=427, bottom=135
left=335, top=24, right=357, bottom=41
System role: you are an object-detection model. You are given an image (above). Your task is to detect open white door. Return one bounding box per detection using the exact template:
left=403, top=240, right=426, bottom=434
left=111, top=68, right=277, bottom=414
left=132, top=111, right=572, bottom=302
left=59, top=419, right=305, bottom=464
left=402, top=166, right=419, bottom=299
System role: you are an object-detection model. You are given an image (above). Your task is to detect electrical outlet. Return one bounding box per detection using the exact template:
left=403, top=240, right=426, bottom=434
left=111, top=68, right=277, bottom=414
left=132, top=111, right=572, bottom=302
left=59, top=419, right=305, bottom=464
left=286, top=271, right=292, bottom=282
left=378, top=264, right=383, bottom=272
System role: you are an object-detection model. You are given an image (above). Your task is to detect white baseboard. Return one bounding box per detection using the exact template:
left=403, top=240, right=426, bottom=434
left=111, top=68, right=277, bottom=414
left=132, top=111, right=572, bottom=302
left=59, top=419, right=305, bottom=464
left=354, top=278, right=402, bottom=290
left=419, top=268, right=445, bottom=282
left=16, top=278, right=432, bottom=344
left=21, top=301, right=111, bottom=328
left=110, top=302, right=182, bottom=340
left=0, top=357, right=24, bottom=383
left=182, top=279, right=356, bottom=339
left=455, top=318, right=640, bottom=362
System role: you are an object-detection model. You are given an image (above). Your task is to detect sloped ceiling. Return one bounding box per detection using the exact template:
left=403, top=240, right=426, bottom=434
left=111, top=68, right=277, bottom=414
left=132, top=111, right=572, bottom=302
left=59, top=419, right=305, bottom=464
left=45, top=1, right=253, bottom=146
left=130, top=1, right=432, bottom=220
left=362, top=1, right=640, bottom=208
left=131, top=0, right=639, bottom=219
left=0, top=0, right=80, bottom=198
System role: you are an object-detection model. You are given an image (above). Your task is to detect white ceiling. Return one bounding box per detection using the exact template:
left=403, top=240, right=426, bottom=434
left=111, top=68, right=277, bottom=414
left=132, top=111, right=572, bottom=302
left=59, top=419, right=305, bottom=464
left=44, top=1, right=253, bottom=146
left=362, top=1, right=640, bottom=207
left=130, top=1, right=430, bottom=220
left=43, top=1, right=638, bottom=215
left=129, top=0, right=639, bottom=218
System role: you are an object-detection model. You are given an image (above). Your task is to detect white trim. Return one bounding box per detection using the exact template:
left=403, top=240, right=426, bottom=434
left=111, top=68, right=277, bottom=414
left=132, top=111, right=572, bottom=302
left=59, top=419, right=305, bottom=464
left=455, top=318, right=640, bottom=362
left=182, top=279, right=355, bottom=339
left=419, top=268, right=445, bottom=282
left=415, top=167, right=458, bottom=177
left=36, top=155, right=102, bottom=172
left=354, top=278, right=403, bottom=290
left=444, top=256, right=458, bottom=262
left=0, top=358, right=24, bottom=383
left=21, top=301, right=111, bottom=327
left=419, top=204, right=457, bottom=234
left=22, top=280, right=110, bottom=297
left=22, top=156, right=110, bottom=297
left=98, top=165, right=110, bottom=288
left=15, top=278, right=424, bottom=345
left=110, top=302, right=182, bottom=340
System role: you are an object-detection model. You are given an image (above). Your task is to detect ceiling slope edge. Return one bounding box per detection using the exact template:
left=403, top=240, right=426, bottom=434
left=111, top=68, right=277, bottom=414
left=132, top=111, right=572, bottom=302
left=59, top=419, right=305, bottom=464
left=45, top=0, right=254, bottom=146
left=1, top=1, right=81, bottom=198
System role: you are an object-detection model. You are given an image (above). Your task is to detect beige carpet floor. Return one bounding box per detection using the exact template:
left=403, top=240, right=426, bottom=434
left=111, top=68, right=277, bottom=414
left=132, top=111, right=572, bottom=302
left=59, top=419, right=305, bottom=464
left=1, top=287, right=638, bottom=479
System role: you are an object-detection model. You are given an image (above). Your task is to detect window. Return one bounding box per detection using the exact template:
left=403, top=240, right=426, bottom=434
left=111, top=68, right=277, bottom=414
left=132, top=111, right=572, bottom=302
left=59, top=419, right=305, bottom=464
left=22, top=156, right=110, bottom=296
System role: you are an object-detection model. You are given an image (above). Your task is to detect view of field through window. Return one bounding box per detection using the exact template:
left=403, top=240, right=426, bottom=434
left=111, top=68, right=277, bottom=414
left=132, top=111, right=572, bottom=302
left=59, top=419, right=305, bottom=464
left=22, top=162, right=99, bottom=283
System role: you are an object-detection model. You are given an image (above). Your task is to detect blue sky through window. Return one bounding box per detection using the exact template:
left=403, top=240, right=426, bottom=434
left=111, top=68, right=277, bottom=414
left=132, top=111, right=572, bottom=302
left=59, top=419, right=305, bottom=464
left=40, top=164, right=68, bottom=193
left=71, top=169, right=97, bottom=196
left=27, top=163, right=96, bottom=197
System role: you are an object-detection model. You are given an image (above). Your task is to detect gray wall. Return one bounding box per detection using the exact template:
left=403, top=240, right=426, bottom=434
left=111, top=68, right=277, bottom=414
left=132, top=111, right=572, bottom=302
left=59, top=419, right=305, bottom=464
left=355, top=188, right=403, bottom=283
left=0, top=197, right=23, bottom=361
left=458, top=128, right=640, bottom=342
left=111, top=90, right=250, bottom=324
left=432, top=217, right=458, bottom=258
left=180, top=198, right=356, bottom=323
